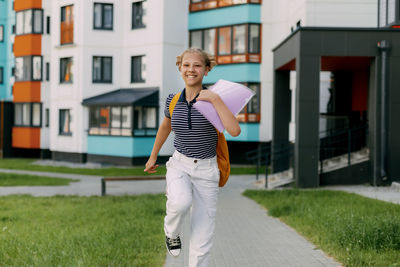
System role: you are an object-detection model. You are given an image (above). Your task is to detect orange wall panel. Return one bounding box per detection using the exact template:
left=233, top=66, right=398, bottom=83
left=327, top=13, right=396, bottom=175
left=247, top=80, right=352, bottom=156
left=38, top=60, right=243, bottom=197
left=14, top=0, right=42, bottom=11
left=14, top=35, right=42, bottom=57
left=13, top=82, right=41, bottom=102
left=12, top=127, right=40, bottom=149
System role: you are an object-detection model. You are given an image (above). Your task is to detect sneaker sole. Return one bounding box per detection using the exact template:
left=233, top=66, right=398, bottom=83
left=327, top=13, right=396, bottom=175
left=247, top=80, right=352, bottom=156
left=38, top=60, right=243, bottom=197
left=166, top=243, right=181, bottom=257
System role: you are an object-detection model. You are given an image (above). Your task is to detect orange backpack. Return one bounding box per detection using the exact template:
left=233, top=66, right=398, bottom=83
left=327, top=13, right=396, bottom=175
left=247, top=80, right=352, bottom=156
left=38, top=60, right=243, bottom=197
left=169, top=93, right=230, bottom=187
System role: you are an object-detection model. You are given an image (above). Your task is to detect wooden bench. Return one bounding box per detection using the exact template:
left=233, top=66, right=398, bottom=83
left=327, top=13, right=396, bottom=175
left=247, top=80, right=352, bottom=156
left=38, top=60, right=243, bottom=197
left=101, top=176, right=165, bottom=196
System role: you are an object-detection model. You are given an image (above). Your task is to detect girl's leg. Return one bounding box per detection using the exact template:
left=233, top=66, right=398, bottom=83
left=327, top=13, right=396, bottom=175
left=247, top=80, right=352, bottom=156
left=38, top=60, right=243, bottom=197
left=164, top=157, right=193, bottom=239
left=188, top=166, right=219, bottom=267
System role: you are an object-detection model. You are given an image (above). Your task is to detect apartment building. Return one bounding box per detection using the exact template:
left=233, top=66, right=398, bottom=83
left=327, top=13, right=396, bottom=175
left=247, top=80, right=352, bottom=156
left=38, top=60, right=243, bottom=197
left=53, top=0, right=188, bottom=164
left=187, top=0, right=377, bottom=163
left=4, top=0, right=187, bottom=164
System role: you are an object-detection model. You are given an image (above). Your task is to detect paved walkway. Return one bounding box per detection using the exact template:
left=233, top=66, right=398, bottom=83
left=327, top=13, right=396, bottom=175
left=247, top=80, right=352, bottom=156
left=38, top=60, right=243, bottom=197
left=0, top=169, right=343, bottom=266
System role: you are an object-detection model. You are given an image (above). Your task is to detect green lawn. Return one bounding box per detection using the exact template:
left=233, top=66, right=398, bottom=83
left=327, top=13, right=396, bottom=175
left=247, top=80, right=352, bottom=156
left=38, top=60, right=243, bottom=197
left=0, top=194, right=166, bottom=266
left=0, top=158, right=265, bottom=176
left=0, top=173, right=78, bottom=186
left=244, top=189, right=400, bottom=267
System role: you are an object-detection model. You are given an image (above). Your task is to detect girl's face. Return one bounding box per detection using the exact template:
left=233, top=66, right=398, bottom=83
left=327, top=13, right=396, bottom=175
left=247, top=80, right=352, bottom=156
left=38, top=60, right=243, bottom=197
left=180, top=52, right=209, bottom=88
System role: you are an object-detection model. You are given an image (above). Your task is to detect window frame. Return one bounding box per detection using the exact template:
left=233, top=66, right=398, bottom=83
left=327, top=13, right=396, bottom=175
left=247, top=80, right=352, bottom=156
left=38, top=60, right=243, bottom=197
left=15, top=9, right=44, bottom=35
left=14, top=55, right=43, bottom=82
left=92, top=56, right=113, bottom=83
left=59, top=109, right=72, bottom=136
left=0, top=67, right=3, bottom=84
left=60, top=57, right=73, bottom=84
left=132, top=1, right=146, bottom=29
left=93, top=3, right=114, bottom=30
left=131, top=55, right=145, bottom=83
left=14, top=102, right=43, bottom=127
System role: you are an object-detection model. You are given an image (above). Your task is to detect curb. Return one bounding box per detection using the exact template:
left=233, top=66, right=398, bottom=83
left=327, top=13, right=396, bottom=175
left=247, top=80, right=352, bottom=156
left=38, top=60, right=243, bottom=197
left=391, top=181, right=400, bottom=191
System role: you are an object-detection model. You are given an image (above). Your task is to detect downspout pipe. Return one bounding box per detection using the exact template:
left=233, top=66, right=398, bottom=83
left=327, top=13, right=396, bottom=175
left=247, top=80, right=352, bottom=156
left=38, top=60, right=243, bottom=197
left=377, top=40, right=390, bottom=182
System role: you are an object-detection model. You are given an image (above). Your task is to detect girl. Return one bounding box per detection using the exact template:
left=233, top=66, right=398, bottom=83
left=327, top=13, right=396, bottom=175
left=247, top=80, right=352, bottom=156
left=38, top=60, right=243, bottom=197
left=144, top=48, right=240, bottom=267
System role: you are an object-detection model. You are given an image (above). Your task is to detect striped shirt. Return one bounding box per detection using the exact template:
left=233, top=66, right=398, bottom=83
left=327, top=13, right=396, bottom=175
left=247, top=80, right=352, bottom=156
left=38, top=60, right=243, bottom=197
left=164, top=88, right=217, bottom=159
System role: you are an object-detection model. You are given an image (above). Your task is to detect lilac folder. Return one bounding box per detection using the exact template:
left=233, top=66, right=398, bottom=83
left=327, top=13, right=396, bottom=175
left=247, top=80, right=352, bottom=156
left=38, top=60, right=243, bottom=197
left=193, top=79, right=255, bottom=132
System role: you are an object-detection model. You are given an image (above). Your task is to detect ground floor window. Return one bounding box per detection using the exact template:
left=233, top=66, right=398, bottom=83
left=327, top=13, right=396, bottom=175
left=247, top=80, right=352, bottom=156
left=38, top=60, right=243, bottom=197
left=238, top=83, right=260, bottom=122
left=14, top=103, right=42, bottom=127
left=88, top=105, right=157, bottom=136
left=59, top=109, right=72, bottom=135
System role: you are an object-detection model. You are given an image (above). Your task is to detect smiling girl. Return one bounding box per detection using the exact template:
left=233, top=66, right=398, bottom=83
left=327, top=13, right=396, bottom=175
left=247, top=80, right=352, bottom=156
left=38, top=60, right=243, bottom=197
left=144, top=48, right=240, bottom=267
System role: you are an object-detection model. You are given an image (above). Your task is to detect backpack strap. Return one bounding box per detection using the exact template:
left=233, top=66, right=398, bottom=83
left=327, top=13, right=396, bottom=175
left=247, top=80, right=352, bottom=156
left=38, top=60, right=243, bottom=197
left=169, top=93, right=181, bottom=118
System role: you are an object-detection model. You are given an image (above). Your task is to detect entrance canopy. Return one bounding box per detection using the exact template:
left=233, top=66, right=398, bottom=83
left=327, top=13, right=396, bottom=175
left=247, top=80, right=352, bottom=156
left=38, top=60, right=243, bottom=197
left=82, top=88, right=159, bottom=106
left=272, top=27, right=400, bottom=187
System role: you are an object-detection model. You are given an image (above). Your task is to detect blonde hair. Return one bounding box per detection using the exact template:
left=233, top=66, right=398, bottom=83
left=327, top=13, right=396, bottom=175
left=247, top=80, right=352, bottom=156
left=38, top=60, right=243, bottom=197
left=176, top=48, right=217, bottom=71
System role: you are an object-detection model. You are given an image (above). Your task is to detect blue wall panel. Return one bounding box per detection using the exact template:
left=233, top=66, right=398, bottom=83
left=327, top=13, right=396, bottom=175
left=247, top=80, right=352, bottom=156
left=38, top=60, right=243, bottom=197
left=0, top=0, right=14, bottom=101
left=189, top=5, right=261, bottom=30
left=88, top=136, right=155, bottom=157
left=203, top=64, right=260, bottom=84
left=225, top=123, right=259, bottom=142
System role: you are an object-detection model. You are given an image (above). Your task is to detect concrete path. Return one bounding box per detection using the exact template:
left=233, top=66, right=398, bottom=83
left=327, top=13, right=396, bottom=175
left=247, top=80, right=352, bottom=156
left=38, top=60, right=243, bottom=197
left=165, top=175, right=340, bottom=267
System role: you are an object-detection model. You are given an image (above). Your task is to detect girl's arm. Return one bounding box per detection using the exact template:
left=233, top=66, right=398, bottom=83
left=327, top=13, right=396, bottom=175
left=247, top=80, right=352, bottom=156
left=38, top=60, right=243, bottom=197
left=144, top=117, right=172, bottom=173
left=197, top=90, right=241, bottom=137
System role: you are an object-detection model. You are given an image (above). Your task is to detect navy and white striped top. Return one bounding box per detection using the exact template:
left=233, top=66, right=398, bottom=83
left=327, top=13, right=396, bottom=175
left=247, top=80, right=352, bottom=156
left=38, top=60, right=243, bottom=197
left=164, top=89, right=218, bottom=159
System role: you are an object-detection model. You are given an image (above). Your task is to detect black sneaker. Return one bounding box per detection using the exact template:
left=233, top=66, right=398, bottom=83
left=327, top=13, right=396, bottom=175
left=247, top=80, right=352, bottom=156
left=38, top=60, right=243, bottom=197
left=165, top=235, right=181, bottom=257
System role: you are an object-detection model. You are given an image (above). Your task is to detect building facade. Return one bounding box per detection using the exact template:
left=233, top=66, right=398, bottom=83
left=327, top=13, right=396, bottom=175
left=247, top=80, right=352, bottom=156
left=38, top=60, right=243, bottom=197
left=2, top=0, right=187, bottom=164
left=0, top=0, right=386, bottom=167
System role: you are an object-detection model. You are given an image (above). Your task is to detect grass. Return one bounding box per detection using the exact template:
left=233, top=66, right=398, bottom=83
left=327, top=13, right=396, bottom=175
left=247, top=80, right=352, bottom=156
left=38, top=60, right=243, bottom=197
left=0, top=194, right=166, bottom=266
left=0, top=158, right=265, bottom=176
left=244, top=189, right=400, bottom=267
left=0, top=173, right=78, bottom=186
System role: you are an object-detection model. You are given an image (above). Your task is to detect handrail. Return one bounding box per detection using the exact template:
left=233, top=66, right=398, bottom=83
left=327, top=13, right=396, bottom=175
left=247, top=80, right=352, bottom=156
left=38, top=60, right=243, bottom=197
left=245, top=124, right=368, bottom=187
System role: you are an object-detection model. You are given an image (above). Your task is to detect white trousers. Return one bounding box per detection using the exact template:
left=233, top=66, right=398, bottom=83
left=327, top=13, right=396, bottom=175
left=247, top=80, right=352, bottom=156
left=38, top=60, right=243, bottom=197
left=164, top=151, right=219, bottom=267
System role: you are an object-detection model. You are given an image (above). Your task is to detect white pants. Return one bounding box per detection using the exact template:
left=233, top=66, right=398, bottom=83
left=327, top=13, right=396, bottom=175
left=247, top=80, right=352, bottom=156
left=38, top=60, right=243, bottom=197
left=164, top=151, right=219, bottom=267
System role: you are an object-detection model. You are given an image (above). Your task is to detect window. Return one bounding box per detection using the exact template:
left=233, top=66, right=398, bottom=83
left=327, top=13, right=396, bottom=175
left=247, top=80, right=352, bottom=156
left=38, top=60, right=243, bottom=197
left=131, top=56, right=145, bottom=83
left=133, top=106, right=157, bottom=136
left=15, top=56, right=42, bottom=81
left=0, top=25, right=3, bottom=42
left=237, top=83, right=260, bottom=122
left=45, top=108, right=49, bottom=127
left=190, top=0, right=261, bottom=12
left=59, top=109, right=72, bottom=135
left=94, top=3, right=113, bottom=30
left=232, top=25, right=246, bottom=54
left=14, top=103, right=42, bottom=127
left=190, top=24, right=261, bottom=64
left=46, top=62, right=50, bottom=81
left=61, top=5, right=73, bottom=44
left=93, top=56, right=112, bottom=83
left=60, top=57, right=73, bottom=83
left=16, top=9, right=43, bottom=35
left=190, top=29, right=216, bottom=55
left=88, top=105, right=157, bottom=136
left=218, top=27, right=231, bottom=55
left=89, top=106, right=133, bottom=136
left=46, top=16, right=50, bottom=34
left=0, top=67, right=3, bottom=84
left=132, top=1, right=146, bottom=29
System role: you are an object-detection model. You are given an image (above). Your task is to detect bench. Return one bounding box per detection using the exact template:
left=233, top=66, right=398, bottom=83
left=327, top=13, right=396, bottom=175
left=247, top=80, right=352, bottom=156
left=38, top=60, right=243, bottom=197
left=101, top=176, right=165, bottom=196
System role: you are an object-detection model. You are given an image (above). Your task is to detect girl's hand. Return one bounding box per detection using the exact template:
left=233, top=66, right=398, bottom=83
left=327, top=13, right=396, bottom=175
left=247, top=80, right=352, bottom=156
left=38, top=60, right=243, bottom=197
left=197, top=90, right=219, bottom=103
left=144, top=158, right=159, bottom=173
